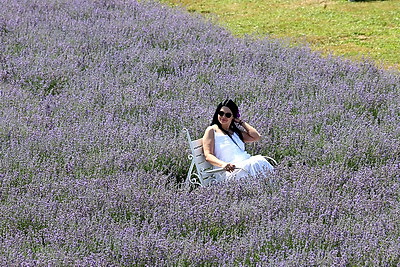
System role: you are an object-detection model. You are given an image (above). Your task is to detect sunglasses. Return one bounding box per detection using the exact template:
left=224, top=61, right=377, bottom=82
left=218, top=111, right=233, bottom=118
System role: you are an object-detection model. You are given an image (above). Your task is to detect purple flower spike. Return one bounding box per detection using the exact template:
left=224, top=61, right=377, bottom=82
left=1, top=0, right=399, bottom=265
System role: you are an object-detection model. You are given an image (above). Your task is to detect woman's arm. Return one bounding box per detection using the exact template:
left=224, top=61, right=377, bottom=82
left=235, top=119, right=261, bottom=143
left=202, top=126, right=236, bottom=172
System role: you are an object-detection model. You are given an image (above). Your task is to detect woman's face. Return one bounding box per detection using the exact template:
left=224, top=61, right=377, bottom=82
left=218, top=106, right=234, bottom=126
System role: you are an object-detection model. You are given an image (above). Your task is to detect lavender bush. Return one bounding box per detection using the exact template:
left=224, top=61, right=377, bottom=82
left=1, top=0, right=399, bottom=265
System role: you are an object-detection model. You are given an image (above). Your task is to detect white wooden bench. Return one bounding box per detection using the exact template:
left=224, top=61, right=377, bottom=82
left=184, top=128, right=223, bottom=187
left=184, top=128, right=277, bottom=187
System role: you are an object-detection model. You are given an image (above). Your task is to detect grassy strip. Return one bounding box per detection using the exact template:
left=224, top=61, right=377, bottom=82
left=161, top=0, right=400, bottom=70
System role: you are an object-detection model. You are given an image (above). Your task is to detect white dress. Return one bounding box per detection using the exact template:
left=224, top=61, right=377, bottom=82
left=213, top=131, right=274, bottom=181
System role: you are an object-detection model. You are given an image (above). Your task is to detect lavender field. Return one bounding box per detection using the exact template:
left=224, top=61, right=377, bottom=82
left=1, top=0, right=399, bottom=265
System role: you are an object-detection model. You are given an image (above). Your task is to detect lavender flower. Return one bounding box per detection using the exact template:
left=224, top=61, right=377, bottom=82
left=0, top=0, right=399, bottom=265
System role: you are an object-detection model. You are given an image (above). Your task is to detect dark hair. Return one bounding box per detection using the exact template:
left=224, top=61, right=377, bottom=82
left=211, top=99, right=244, bottom=142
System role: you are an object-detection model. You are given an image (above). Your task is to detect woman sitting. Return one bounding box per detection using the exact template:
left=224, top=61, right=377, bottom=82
left=202, top=99, right=274, bottom=181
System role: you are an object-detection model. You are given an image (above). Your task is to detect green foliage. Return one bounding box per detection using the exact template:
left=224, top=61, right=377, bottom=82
left=24, top=75, right=66, bottom=96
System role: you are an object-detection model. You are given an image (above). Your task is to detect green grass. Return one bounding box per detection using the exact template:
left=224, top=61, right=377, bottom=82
left=161, top=0, right=400, bottom=70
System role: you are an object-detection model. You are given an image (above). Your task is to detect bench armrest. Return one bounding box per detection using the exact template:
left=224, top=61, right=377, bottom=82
left=203, top=167, right=243, bottom=174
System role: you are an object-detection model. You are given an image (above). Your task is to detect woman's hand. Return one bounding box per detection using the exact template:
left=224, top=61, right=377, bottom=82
left=234, top=118, right=262, bottom=143
left=234, top=118, right=243, bottom=125
left=223, top=163, right=236, bottom=172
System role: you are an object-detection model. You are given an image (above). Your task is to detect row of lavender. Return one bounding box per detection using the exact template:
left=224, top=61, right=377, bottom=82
left=1, top=0, right=399, bottom=265
left=1, top=166, right=399, bottom=265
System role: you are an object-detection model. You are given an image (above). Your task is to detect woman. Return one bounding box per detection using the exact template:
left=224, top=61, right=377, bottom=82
left=202, top=99, right=274, bottom=181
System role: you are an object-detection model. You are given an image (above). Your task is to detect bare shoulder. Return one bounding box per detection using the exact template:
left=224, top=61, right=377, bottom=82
left=203, top=125, right=216, bottom=138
